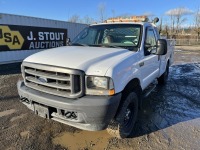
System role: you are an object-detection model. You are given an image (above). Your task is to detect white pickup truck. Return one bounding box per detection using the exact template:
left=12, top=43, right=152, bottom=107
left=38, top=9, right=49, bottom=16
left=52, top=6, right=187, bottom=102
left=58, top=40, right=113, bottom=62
left=17, top=17, right=174, bottom=138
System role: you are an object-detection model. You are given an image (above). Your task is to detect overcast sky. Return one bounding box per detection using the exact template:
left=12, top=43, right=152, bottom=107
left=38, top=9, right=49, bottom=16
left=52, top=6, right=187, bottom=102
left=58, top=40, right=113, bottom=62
left=0, top=0, right=199, bottom=24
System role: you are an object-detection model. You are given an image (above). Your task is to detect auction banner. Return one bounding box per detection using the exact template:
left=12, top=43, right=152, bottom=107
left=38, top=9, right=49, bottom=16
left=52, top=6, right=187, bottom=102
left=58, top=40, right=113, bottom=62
left=0, top=25, right=67, bottom=51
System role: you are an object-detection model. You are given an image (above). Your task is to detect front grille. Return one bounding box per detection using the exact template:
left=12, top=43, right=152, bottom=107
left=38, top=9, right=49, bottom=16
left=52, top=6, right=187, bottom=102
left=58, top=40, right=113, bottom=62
left=22, top=62, right=84, bottom=99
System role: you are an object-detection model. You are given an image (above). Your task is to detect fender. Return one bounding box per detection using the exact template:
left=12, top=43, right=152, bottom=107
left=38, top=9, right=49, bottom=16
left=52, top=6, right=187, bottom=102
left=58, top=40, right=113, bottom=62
left=105, top=52, right=143, bottom=93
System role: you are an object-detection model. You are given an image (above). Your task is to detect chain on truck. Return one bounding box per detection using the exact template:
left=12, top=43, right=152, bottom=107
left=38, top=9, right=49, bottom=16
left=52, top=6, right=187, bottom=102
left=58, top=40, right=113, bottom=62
left=17, top=16, right=175, bottom=138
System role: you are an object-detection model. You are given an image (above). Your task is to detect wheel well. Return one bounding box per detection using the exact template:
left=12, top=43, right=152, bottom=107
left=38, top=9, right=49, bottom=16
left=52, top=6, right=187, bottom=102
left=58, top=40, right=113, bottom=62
left=166, top=60, right=170, bottom=70
left=121, top=78, right=141, bottom=100
left=116, top=78, right=142, bottom=115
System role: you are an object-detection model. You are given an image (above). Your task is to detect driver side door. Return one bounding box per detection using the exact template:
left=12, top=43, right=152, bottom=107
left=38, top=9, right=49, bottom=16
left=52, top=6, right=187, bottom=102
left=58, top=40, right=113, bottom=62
left=140, top=27, right=160, bottom=88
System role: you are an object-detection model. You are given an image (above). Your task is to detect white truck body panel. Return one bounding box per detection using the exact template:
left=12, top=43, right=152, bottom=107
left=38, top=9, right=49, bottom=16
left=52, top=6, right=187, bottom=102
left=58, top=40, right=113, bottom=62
left=141, top=55, right=159, bottom=88
left=105, top=52, right=142, bottom=92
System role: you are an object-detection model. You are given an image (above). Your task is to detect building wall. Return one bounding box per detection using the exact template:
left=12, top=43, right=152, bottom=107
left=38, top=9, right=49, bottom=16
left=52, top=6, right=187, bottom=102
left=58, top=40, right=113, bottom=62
left=0, top=13, right=88, bottom=64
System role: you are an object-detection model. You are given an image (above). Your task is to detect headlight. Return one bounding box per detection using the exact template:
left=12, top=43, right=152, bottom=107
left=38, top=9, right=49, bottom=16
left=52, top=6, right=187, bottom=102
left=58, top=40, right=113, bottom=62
left=86, top=76, right=115, bottom=95
left=87, top=77, right=108, bottom=89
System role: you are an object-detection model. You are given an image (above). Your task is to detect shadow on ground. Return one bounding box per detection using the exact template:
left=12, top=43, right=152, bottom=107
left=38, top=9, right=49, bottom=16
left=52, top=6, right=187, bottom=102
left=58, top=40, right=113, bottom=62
left=0, top=62, right=21, bottom=75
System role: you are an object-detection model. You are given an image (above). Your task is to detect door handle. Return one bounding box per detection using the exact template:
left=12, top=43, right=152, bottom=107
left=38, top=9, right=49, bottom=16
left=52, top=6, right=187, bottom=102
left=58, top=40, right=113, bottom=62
left=0, top=29, right=2, bottom=39
left=139, top=62, right=144, bottom=67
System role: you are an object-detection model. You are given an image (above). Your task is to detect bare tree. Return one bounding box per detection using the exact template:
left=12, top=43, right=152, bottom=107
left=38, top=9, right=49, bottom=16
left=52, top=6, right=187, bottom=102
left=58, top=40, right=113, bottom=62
left=165, top=7, right=193, bottom=36
left=164, top=25, right=170, bottom=38
left=158, top=17, right=163, bottom=34
left=68, top=15, right=80, bottom=23
left=82, top=15, right=95, bottom=24
left=98, top=3, right=106, bottom=22
left=160, top=24, right=170, bottom=39
left=68, top=14, right=95, bottom=24
left=194, top=7, right=200, bottom=40
left=169, top=14, right=176, bottom=34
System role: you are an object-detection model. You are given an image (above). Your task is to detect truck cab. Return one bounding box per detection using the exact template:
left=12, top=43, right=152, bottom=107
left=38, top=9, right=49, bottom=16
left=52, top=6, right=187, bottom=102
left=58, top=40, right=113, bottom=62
left=17, top=16, right=174, bottom=138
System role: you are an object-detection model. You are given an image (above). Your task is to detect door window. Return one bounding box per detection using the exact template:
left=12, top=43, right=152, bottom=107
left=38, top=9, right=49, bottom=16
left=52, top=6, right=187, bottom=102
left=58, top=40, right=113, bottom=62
left=144, top=28, right=156, bottom=55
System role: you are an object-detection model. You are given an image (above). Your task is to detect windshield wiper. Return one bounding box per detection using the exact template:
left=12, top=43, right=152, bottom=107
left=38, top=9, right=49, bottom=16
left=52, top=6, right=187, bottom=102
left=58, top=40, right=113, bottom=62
left=100, top=44, right=123, bottom=49
left=71, top=43, right=88, bottom=46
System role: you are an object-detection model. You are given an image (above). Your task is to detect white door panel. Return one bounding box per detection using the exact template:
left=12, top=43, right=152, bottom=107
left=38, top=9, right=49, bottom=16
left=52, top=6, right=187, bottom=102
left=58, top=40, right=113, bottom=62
left=141, top=55, right=159, bottom=88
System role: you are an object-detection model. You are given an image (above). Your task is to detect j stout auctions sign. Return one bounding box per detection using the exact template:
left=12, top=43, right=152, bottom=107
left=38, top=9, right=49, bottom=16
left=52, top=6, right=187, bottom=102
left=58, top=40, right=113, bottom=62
left=0, top=25, right=67, bottom=51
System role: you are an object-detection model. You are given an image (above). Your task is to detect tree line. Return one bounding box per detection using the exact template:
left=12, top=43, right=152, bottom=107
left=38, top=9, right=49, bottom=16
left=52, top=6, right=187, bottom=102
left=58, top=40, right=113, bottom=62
left=158, top=7, right=200, bottom=40
left=68, top=5, right=200, bottom=40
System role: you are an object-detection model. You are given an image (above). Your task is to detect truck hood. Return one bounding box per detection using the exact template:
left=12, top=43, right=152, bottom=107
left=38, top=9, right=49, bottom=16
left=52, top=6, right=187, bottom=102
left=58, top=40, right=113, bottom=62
left=24, top=46, right=133, bottom=76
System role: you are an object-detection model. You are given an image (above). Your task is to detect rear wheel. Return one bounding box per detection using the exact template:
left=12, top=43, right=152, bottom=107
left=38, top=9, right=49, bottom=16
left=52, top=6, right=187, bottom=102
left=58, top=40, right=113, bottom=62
left=107, top=92, right=138, bottom=139
left=158, top=62, right=169, bottom=85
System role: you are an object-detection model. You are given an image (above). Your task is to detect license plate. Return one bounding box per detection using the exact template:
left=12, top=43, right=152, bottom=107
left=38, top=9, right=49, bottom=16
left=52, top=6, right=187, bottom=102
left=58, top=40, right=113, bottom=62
left=34, top=104, right=49, bottom=119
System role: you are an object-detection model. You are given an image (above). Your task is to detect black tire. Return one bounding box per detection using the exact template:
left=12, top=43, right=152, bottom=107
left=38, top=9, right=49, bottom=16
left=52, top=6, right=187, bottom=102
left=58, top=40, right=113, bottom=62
left=107, top=92, right=138, bottom=139
left=158, top=63, right=169, bottom=85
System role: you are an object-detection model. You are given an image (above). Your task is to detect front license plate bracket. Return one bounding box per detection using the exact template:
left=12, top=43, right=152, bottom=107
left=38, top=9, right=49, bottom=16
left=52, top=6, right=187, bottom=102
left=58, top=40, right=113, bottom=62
left=34, top=104, right=50, bottom=119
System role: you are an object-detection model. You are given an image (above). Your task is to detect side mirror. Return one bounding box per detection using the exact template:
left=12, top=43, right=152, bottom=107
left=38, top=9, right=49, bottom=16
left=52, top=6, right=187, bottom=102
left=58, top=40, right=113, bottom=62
left=156, top=39, right=167, bottom=55
left=66, top=38, right=71, bottom=46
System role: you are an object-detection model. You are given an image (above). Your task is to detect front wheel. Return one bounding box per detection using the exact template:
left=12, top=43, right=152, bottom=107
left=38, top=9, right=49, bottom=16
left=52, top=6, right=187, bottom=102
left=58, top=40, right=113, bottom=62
left=107, top=92, right=138, bottom=139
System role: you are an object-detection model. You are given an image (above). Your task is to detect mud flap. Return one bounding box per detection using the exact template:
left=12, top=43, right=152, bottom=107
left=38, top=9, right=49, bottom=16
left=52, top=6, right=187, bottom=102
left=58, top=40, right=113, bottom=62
left=34, top=104, right=50, bottom=119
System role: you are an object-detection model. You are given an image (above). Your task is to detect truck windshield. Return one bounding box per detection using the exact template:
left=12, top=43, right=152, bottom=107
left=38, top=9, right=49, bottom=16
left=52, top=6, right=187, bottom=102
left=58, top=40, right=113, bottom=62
left=72, top=24, right=142, bottom=51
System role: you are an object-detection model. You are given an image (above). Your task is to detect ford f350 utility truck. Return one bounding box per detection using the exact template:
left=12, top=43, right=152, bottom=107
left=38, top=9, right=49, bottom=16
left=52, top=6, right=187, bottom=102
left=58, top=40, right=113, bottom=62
left=17, top=16, right=174, bottom=138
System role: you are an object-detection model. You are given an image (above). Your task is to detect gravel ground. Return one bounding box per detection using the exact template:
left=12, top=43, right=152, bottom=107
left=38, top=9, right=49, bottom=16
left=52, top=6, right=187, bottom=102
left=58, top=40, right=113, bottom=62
left=0, top=46, right=200, bottom=150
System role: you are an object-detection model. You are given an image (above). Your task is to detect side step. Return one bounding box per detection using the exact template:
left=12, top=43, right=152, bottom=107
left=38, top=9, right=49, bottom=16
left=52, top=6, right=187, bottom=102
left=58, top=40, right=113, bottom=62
left=142, top=80, right=157, bottom=98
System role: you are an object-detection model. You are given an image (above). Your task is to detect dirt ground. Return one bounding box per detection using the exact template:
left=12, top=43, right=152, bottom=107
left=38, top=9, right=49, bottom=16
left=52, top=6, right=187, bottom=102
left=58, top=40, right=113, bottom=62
left=0, top=46, right=200, bottom=150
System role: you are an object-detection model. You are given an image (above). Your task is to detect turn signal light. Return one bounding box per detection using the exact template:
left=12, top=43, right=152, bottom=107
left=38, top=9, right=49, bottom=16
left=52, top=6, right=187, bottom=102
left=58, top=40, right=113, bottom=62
left=109, top=89, right=115, bottom=96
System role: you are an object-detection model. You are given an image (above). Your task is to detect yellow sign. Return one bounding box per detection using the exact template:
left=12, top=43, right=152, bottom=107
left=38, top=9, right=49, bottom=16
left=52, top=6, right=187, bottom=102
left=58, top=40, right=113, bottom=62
left=0, top=26, right=24, bottom=50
